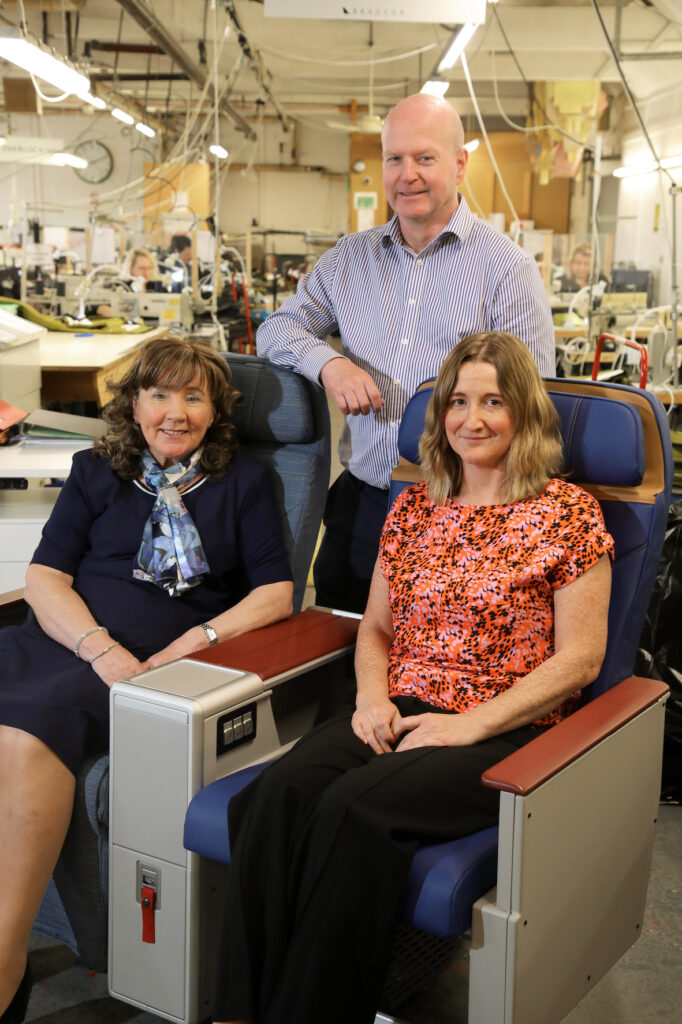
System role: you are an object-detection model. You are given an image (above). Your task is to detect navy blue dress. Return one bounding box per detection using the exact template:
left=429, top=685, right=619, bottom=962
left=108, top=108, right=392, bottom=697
left=0, top=449, right=292, bottom=775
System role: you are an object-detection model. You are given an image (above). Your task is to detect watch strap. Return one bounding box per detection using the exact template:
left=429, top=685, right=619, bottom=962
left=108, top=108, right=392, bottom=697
left=200, top=622, right=219, bottom=645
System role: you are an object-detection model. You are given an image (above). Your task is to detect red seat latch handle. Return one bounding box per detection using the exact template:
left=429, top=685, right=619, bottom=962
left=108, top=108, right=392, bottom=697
left=141, top=884, right=156, bottom=943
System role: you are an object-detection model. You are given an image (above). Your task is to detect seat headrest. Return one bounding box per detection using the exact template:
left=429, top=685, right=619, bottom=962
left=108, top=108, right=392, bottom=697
left=225, top=354, right=318, bottom=445
left=398, top=390, right=433, bottom=465
left=397, top=385, right=646, bottom=489
left=548, top=391, right=645, bottom=487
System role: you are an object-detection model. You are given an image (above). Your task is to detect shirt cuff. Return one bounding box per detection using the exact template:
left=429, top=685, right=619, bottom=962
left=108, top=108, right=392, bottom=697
left=300, top=345, right=346, bottom=385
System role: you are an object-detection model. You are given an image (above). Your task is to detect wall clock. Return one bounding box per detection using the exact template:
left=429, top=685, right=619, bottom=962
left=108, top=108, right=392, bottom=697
left=72, top=140, right=114, bottom=184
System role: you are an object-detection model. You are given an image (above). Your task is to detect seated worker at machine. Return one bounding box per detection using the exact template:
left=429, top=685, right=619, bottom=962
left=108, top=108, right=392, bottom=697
left=0, top=335, right=293, bottom=1023
left=559, top=243, right=608, bottom=294
left=169, top=234, right=193, bottom=267
left=89, top=247, right=159, bottom=317
left=211, top=330, right=613, bottom=1024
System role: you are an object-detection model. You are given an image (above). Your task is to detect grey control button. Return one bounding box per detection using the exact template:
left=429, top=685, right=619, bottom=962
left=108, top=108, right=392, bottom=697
left=242, top=711, right=253, bottom=736
left=233, top=716, right=244, bottom=741
left=222, top=721, right=234, bottom=745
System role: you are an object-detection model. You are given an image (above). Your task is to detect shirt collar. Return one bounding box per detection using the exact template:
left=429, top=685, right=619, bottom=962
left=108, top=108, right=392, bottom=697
left=380, top=193, right=474, bottom=255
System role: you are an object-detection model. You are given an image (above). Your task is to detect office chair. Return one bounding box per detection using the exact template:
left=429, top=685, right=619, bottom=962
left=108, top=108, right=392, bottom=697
left=9, top=353, right=331, bottom=972
left=175, top=376, right=671, bottom=1024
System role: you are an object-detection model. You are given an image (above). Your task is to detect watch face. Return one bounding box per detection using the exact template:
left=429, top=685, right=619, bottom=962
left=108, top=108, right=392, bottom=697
left=73, top=140, right=114, bottom=184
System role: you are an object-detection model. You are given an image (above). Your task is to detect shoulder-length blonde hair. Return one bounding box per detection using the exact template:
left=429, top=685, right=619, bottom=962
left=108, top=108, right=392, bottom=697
left=419, top=332, right=562, bottom=505
left=121, top=246, right=158, bottom=279
left=94, top=334, right=240, bottom=479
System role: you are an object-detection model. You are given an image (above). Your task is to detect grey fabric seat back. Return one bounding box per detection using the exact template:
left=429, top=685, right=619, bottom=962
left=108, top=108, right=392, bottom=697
left=225, top=353, right=331, bottom=611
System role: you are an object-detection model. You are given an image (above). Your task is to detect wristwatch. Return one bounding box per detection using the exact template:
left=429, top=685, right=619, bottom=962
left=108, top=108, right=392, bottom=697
left=200, top=622, right=219, bottom=645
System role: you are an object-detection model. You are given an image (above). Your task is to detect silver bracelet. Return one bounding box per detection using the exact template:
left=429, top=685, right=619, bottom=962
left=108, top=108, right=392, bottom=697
left=88, top=640, right=121, bottom=665
left=74, top=625, right=106, bottom=659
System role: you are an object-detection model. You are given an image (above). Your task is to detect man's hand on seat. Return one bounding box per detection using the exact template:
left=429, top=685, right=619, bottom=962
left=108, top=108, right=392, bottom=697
left=320, top=357, right=384, bottom=416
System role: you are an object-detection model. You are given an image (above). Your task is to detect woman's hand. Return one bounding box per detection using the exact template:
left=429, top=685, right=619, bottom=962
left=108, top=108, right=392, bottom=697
left=394, top=711, right=486, bottom=752
left=352, top=698, right=402, bottom=754
left=90, top=644, right=147, bottom=688
left=145, top=626, right=205, bottom=671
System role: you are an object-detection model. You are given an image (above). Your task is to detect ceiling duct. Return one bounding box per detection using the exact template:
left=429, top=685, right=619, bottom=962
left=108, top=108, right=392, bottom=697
left=1, top=1, right=86, bottom=10
left=112, top=0, right=256, bottom=141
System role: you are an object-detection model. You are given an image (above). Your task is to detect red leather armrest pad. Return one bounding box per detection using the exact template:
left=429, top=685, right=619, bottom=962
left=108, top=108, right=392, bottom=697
left=186, top=608, right=360, bottom=681
left=481, top=676, right=669, bottom=796
left=0, top=588, right=26, bottom=609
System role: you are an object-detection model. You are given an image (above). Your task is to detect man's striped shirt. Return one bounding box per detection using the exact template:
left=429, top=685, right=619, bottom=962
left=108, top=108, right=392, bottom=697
left=257, top=196, right=555, bottom=489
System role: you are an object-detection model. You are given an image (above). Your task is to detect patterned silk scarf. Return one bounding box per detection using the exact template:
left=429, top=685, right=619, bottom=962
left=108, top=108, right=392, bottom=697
left=133, top=449, right=210, bottom=596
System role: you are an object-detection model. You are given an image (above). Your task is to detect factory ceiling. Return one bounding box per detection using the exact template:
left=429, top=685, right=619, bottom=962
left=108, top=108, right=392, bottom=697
left=1, top=0, right=681, bottom=141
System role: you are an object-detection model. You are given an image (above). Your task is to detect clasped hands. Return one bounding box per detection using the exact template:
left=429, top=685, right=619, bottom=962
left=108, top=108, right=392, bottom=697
left=352, top=697, right=484, bottom=753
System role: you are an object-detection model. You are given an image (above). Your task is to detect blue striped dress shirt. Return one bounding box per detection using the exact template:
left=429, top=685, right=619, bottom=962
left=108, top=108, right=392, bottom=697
left=257, top=196, right=555, bottom=489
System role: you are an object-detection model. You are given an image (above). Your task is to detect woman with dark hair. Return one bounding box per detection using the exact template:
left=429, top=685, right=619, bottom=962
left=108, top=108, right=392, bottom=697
left=211, top=331, right=614, bottom=1024
left=0, top=335, right=293, bottom=1023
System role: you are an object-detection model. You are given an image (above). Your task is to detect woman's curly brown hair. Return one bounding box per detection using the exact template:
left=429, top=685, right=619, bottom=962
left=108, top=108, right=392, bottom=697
left=94, top=334, right=240, bottom=479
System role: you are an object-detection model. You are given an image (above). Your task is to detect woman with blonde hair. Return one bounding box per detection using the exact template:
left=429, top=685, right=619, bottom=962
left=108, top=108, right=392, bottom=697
left=120, top=246, right=158, bottom=284
left=211, top=331, right=614, bottom=1024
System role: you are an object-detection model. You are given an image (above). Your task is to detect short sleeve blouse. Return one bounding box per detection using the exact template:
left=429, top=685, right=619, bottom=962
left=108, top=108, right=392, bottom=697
left=379, top=478, right=614, bottom=726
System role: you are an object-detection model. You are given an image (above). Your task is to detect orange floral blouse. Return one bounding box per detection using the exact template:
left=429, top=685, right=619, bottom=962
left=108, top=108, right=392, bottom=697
left=379, top=478, right=614, bottom=726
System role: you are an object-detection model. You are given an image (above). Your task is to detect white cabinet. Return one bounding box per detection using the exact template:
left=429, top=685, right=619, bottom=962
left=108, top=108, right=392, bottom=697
left=0, top=444, right=86, bottom=591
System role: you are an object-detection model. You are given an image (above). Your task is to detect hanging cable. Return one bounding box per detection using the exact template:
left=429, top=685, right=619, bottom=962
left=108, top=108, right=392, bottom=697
left=489, top=4, right=585, bottom=149
left=589, top=0, right=677, bottom=186
left=258, top=41, right=437, bottom=67
left=460, top=51, right=520, bottom=234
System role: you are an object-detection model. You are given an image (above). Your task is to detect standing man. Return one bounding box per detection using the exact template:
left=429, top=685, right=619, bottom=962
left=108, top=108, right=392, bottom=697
left=257, top=93, right=555, bottom=613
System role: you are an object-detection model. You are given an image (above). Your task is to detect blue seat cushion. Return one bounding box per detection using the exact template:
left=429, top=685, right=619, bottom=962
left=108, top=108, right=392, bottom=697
left=401, top=827, right=499, bottom=937
left=184, top=762, right=274, bottom=863
left=185, top=763, right=499, bottom=939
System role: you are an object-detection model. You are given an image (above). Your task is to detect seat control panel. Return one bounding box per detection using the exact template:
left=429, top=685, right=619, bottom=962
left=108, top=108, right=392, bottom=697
left=216, top=701, right=257, bottom=756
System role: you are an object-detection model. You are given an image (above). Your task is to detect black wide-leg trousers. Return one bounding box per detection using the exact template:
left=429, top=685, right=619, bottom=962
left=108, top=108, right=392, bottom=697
left=212, top=698, right=540, bottom=1024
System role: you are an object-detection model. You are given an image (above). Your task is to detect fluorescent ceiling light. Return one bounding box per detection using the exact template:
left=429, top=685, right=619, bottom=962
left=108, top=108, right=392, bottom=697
left=613, top=154, right=682, bottom=177
left=0, top=138, right=5, bottom=147
left=209, top=144, right=228, bottom=159
left=438, top=22, right=480, bottom=72
left=421, top=80, right=449, bottom=98
left=0, top=27, right=89, bottom=96
left=111, top=108, right=135, bottom=125
left=136, top=122, right=155, bottom=138
left=464, top=139, right=480, bottom=153
left=79, top=90, right=106, bottom=110
left=48, top=152, right=88, bottom=169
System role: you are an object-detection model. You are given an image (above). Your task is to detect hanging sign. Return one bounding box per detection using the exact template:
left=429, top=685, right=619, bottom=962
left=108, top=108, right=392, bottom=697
left=264, top=0, right=485, bottom=24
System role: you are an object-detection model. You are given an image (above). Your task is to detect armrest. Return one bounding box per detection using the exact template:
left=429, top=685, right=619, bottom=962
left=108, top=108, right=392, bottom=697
left=184, top=607, right=360, bottom=681
left=482, top=675, right=669, bottom=796
left=0, top=588, right=28, bottom=628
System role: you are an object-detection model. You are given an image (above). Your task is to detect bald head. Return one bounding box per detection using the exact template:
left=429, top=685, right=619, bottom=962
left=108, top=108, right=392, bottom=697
left=381, top=92, right=468, bottom=251
left=382, top=94, right=464, bottom=155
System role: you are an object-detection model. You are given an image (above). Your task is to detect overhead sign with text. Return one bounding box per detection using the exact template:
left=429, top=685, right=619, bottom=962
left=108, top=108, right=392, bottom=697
left=264, top=0, right=485, bottom=24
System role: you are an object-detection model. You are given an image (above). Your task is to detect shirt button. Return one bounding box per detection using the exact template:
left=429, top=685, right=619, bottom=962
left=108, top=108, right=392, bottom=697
left=416, top=258, right=424, bottom=266
left=394, top=378, right=401, bottom=386
left=408, top=298, right=416, bottom=305
left=400, top=338, right=409, bottom=345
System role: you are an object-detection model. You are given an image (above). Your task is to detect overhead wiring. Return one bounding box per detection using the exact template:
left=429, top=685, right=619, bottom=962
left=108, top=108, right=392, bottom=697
left=489, top=6, right=585, bottom=149
left=460, top=51, right=520, bottom=234
left=589, top=0, right=677, bottom=186
left=258, top=41, right=437, bottom=67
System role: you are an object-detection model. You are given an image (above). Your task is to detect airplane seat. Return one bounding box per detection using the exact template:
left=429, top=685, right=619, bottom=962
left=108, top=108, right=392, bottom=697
left=27, top=352, right=331, bottom=972
left=181, top=376, right=672, bottom=1024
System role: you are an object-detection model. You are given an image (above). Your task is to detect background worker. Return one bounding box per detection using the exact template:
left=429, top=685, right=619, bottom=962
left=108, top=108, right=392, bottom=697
left=257, top=93, right=556, bottom=614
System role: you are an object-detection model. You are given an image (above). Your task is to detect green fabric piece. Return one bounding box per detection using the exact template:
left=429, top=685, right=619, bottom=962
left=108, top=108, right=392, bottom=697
left=0, top=296, right=149, bottom=334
